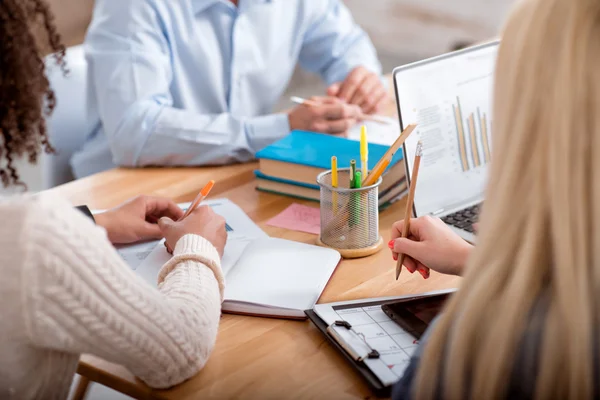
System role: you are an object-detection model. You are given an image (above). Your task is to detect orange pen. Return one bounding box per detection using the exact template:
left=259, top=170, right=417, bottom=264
left=181, top=180, right=215, bottom=220
left=165, top=180, right=215, bottom=253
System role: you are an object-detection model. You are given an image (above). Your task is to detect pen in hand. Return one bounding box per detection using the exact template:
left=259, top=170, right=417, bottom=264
left=165, top=180, right=215, bottom=254
left=396, top=141, right=423, bottom=280
left=290, top=96, right=390, bottom=125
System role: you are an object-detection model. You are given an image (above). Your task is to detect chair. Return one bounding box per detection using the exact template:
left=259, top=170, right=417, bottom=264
left=42, top=44, right=98, bottom=189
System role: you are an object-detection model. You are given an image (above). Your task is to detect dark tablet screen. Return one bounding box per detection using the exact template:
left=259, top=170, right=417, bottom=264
left=381, top=293, right=450, bottom=339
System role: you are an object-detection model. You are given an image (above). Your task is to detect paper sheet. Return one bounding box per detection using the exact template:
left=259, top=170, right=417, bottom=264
left=347, top=118, right=401, bottom=146
left=116, top=199, right=268, bottom=284
left=116, top=240, right=162, bottom=270
left=266, top=203, right=321, bottom=235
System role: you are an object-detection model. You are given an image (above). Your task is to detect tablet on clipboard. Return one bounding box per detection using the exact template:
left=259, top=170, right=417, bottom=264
left=306, top=289, right=456, bottom=397
left=382, top=292, right=451, bottom=339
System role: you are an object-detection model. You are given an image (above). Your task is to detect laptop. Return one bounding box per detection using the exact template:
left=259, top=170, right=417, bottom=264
left=392, top=41, right=500, bottom=243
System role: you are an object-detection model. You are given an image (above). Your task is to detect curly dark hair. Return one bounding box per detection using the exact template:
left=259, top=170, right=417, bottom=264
left=0, top=0, right=66, bottom=187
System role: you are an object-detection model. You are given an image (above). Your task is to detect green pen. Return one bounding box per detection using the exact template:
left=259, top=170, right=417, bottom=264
left=350, top=160, right=357, bottom=188
left=354, top=171, right=362, bottom=189
left=351, top=170, right=362, bottom=228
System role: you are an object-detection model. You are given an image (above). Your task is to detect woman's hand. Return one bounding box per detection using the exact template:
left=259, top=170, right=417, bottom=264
left=158, top=206, right=227, bottom=257
left=95, top=196, right=184, bottom=245
left=389, top=216, right=473, bottom=278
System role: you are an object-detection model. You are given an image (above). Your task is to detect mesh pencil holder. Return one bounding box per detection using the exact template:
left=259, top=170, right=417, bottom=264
left=316, top=168, right=384, bottom=259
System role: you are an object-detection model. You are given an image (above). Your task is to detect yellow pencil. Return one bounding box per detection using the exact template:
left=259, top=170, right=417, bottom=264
left=360, top=125, right=368, bottom=179
left=331, top=156, right=338, bottom=214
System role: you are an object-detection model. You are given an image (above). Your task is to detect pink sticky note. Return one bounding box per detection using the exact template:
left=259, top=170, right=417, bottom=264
left=266, top=203, right=321, bottom=235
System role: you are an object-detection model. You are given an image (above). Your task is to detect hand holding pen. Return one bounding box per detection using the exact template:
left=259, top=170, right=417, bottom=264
left=395, top=141, right=423, bottom=280
left=163, top=180, right=215, bottom=254
left=389, top=215, right=473, bottom=278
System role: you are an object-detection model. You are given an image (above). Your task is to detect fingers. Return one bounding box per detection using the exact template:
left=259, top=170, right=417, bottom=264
left=401, top=256, right=418, bottom=273
left=390, top=237, right=426, bottom=262
left=143, top=196, right=185, bottom=221
left=349, top=73, right=379, bottom=108
left=307, top=101, right=360, bottom=134
left=391, top=220, right=406, bottom=240
left=158, top=216, right=174, bottom=230
left=312, top=118, right=358, bottom=134
left=321, top=103, right=361, bottom=120
left=189, top=205, right=215, bottom=218
left=416, top=266, right=431, bottom=279
left=392, top=252, right=429, bottom=279
left=309, top=96, right=342, bottom=105
left=327, top=83, right=341, bottom=97
left=337, top=67, right=369, bottom=103
left=139, top=222, right=163, bottom=240
left=362, top=88, right=388, bottom=115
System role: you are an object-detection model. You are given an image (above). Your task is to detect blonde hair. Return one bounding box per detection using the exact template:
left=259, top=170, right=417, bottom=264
left=413, top=0, right=600, bottom=398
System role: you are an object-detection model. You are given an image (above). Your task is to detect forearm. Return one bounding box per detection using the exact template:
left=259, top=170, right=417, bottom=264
left=299, top=0, right=382, bottom=85
left=25, top=199, right=225, bottom=388
left=105, top=103, right=290, bottom=167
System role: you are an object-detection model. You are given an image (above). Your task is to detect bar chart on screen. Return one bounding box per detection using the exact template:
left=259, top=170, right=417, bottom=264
left=452, top=97, right=492, bottom=172
left=394, top=42, right=498, bottom=216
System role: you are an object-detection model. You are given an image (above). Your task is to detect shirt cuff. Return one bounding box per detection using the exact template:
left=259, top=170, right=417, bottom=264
left=245, top=113, right=290, bottom=153
left=157, top=234, right=225, bottom=300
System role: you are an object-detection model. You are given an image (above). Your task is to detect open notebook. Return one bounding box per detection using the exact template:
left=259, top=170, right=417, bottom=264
left=118, top=199, right=341, bottom=319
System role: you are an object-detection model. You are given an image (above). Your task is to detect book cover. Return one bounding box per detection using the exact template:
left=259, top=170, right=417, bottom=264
left=256, top=130, right=404, bottom=169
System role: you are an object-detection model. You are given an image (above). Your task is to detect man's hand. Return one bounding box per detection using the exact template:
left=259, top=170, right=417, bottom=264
left=288, top=96, right=361, bottom=134
left=327, top=66, right=388, bottom=115
left=95, top=195, right=184, bottom=245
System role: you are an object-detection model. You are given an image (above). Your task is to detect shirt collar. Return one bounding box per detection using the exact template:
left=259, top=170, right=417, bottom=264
left=191, top=0, right=273, bottom=15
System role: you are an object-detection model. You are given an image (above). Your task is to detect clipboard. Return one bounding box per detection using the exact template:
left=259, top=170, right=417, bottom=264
left=305, top=308, right=391, bottom=397
left=305, top=289, right=457, bottom=398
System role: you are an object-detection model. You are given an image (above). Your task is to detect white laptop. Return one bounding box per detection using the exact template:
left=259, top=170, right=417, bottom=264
left=392, top=41, right=500, bottom=243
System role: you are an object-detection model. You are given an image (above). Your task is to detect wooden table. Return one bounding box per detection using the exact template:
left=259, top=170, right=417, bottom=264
left=51, top=164, right=460, bottom=400
left=51, top=80, right=460, bottom=399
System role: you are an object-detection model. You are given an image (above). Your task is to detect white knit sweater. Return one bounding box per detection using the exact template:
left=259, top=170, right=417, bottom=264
left=0, top=194, right=225, bottom=399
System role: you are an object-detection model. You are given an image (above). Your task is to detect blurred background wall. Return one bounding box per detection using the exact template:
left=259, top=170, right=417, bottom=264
left=16, top=0, right=513, bottom=192
left=47, top=0, right=511, bottom=58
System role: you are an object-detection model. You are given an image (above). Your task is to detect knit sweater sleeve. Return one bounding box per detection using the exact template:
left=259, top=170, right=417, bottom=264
left=20, top=194, right=225, bottom=389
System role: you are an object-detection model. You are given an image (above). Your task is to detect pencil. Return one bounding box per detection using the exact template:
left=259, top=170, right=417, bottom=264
left=360, top=125, right=368, bottom=179
left=331, top=156, right=338, bottom=214
left=290, top=96, right=390, bottom=125
left=396, top=141, right=423, bottom=280
left=321, top=124, right=417, bottom=237
left=363, top=124, right=417, bottom=187
left=350, top=160, right=357, bottom=188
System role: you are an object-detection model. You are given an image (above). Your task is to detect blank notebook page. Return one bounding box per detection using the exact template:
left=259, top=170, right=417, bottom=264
left=224, top=237, right=341, bottom=310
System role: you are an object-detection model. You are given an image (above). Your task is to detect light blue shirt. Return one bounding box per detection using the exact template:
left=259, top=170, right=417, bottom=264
left=71, top=0, right=382, bottom=178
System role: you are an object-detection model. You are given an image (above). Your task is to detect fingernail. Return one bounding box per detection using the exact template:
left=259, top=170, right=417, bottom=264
left=388, top=240, right=394, bottom=249
left=393, top=254, right=398, bottom=261
left=418, top=268, right=426, bottom=278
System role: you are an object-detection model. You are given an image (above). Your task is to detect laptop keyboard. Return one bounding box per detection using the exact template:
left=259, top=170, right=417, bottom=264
left=440, top=204, right=481, bottom=234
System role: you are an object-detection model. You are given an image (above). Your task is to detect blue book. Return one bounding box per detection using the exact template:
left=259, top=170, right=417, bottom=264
left=256, top=130, right=405, bottom=187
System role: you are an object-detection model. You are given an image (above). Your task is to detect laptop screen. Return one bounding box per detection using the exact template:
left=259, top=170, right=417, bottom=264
left=394, top=41, right=499, bottom=217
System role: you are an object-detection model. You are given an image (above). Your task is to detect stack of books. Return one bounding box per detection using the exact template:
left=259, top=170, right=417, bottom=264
left=255, top=131, right=407, bottom=209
